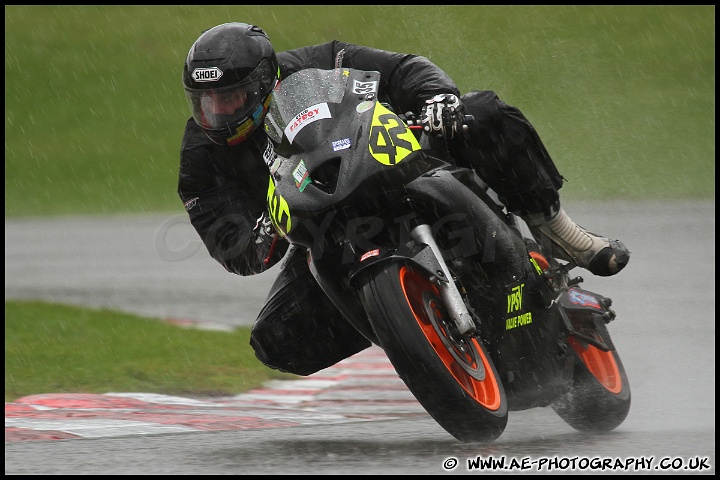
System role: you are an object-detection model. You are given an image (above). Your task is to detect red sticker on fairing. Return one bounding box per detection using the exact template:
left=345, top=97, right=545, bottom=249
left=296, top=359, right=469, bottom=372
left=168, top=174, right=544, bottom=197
left=360, top=249, right=380, bottom=262
left=284, top=103, right=331, bottom=143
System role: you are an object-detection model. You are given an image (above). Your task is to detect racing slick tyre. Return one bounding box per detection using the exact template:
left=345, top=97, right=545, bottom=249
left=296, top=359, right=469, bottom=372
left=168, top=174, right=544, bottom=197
left=552, top=321, right=631, bottom=432
left=362, top=262, right=508, bottom=443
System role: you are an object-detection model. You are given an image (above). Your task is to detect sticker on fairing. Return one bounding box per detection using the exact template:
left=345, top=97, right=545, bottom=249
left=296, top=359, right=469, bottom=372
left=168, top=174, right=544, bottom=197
left=292, top=160, right=311, bottom=192
left=267, top=176, right=291, bottom=234
left=356, top=101, right=374, bottom=113
left=368, top=102, right=421, bottom=165
left=505, top=282, right=533, bottom=331
left=332, top=138, right=351, bottom=151
left=352, top=79, right=377, bottom=95
left=568, top=288, right=601, bottom=309
left=285, top=102, right=331, bottom=143
left=360, top=248, right=380, bottom=262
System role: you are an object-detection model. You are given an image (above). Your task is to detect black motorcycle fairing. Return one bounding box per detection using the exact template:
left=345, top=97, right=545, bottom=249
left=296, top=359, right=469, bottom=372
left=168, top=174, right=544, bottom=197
left=261, top=66, right=630, bottom=439
left=307, top=248, right=379, bottom=345
left=266, top=68, right=446, bottom=243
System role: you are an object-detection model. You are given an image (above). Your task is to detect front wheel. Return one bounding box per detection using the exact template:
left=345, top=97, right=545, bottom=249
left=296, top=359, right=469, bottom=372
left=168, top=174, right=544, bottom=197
left=362, top=262, right=508, bottom=443
left=552, top=322, right=631, bottom=432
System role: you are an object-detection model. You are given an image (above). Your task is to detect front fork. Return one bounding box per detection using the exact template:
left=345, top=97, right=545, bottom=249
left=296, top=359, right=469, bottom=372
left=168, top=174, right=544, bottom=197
left=410, top=223, right=476, bottom=336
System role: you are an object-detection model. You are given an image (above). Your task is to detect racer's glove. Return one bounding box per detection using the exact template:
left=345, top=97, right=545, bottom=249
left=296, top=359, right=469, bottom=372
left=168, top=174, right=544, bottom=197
left=253, top=212, right=275, bottom=246
left=420, top=93, right=465, bottom=140
left=253, top=212, right=285, bottom=266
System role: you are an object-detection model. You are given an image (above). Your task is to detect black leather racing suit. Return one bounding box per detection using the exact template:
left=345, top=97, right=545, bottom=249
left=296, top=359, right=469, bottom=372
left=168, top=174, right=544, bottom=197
left=178, top=41, right=564, bottom=376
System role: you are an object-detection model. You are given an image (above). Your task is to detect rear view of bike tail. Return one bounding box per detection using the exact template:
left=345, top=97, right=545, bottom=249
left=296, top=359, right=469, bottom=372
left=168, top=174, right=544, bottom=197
left=509, top=213, right=631, bottom=432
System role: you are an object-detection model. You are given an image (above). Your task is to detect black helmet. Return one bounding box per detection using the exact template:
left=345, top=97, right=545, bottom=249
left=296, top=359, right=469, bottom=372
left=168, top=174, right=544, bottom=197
left=183, top=23, right=279, bottom=146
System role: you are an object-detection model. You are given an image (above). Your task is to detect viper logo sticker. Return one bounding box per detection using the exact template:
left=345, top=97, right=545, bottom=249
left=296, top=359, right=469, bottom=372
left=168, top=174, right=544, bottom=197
left=368, top=102, right=421, bottom=165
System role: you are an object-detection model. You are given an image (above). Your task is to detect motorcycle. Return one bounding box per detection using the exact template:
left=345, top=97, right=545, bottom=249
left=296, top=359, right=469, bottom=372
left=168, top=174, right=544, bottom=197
left=262, top=67, right=631, bottom=443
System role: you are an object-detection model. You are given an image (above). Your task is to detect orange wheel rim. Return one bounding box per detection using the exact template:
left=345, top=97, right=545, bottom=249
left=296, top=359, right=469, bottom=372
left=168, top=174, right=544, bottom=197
left=399, top=266, right=502, bottom=410
left=568, top=336, right=622, bottom=393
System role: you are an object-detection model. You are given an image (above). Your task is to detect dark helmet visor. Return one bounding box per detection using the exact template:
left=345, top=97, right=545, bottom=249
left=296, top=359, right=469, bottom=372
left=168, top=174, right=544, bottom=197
left=185, top=58, right=277, bottom=131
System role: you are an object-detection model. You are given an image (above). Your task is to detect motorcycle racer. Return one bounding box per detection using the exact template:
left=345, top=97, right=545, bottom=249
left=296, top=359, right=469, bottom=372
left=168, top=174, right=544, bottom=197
left=178, top=22, right=630, bottom=375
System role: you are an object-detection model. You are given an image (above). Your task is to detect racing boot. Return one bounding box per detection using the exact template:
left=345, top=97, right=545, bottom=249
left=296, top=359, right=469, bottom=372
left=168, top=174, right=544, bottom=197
left=523, top=202, right=630, bottom=277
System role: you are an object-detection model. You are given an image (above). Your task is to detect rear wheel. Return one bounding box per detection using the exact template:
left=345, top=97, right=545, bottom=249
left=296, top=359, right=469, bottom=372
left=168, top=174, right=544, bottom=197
left=362, top=262, right=507, bottom=443
left=552, top=324, right=631, bottom=432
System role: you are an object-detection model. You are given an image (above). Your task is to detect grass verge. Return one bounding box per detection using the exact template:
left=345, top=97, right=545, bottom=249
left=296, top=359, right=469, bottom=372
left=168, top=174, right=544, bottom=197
left=4, top=300, right=295, bottom=403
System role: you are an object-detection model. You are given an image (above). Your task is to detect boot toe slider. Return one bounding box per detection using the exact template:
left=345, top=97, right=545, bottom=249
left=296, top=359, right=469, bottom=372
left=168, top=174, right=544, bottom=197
left=587, top=239, right=630, bottom=277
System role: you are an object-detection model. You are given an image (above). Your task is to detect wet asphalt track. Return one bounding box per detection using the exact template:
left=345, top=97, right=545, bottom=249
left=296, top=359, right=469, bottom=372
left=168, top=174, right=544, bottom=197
left=4, top=200, right=716, bottom=474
